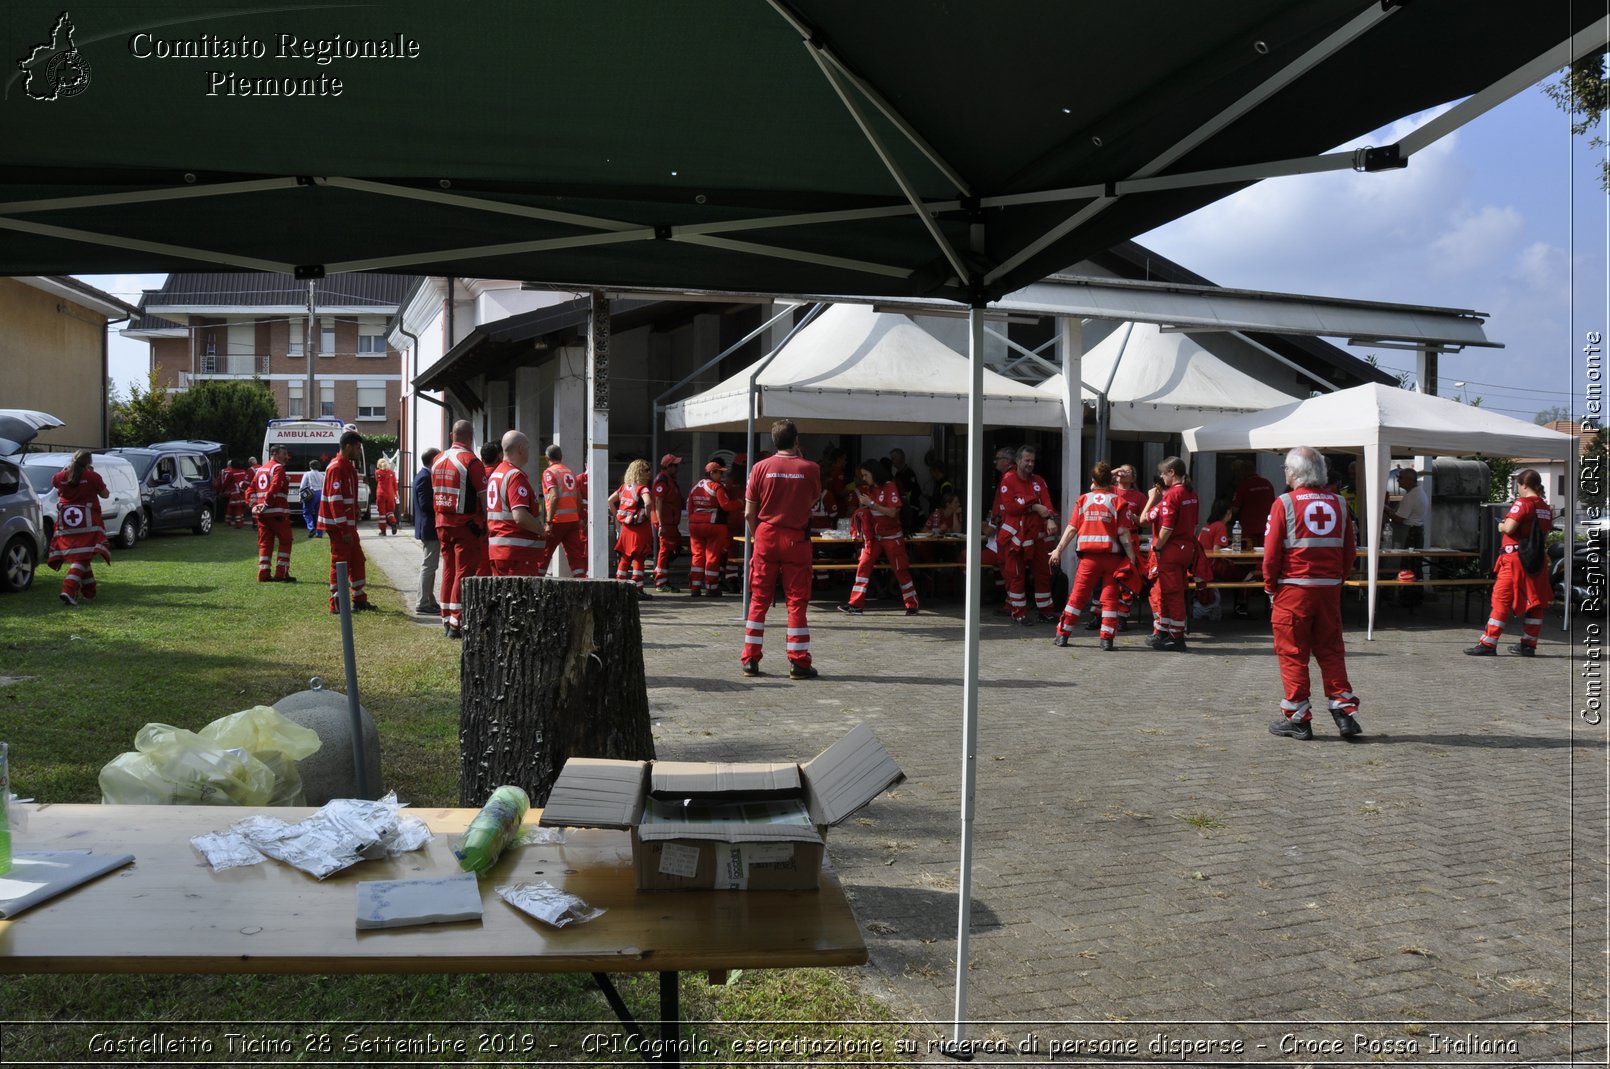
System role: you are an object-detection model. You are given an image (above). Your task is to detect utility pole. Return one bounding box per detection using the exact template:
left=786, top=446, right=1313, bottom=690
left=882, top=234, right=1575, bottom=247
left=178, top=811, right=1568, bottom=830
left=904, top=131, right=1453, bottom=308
left=305, top=280, right=316, bottom=418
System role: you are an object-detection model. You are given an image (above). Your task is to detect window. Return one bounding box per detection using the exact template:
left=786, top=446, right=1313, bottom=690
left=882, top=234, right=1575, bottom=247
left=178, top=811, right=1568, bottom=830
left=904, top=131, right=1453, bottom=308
left=154, top=458, right=177, bottom=484
left=288, top=317, right=304, bottom=357
left=320, top=317, right=337, bottom=358
left=179, top=455, right=208, bottom=483
left=287, top=382, right=304, bottom=418
left=320, top=382, right=335, bottom=417
left=357, top=316, right=386, bottom=356
left=357, top=383, right=386, bottom=421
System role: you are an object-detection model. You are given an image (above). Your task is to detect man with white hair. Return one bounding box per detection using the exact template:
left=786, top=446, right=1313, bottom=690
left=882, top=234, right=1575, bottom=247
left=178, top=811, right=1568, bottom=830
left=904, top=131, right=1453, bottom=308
left=1264, top=446, right=1363, bottom=740
left=485, top=430, right=546, bottom=577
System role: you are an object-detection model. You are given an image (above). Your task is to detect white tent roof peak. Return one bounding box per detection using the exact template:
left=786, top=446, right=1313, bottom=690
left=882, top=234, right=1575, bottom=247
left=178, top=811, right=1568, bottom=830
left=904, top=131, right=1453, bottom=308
left=664, top=303, right=1065, bottom=433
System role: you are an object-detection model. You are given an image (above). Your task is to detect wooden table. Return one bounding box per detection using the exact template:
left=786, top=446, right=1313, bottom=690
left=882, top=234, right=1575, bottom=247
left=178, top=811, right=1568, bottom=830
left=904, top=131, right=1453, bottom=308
left=0, top=804, right=867, bottom=1064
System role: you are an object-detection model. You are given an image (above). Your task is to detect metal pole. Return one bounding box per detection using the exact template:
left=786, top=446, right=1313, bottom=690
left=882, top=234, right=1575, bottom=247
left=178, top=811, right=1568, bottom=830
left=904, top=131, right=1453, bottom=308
left=334, top=560, right=371, bottom=798
left=305, top=281, right=316, bottom=418
left=740, top=303, right=828, bottom=619
left=949, top=303, right=986, bottom=1053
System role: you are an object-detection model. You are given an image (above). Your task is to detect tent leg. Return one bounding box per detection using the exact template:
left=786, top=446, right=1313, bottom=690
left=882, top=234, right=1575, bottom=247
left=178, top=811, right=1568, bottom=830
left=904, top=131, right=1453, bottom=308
left=946, top=303, right=986, bottom=1057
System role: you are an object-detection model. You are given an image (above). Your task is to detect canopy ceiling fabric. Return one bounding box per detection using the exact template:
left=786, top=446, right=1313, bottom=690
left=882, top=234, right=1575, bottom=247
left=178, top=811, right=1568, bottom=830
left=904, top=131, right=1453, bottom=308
left=1, top=2, right=1598, bottom=302
left=664, top=303, right=1064, bottom=433
left=1039, top=322, right=1306, bottom=433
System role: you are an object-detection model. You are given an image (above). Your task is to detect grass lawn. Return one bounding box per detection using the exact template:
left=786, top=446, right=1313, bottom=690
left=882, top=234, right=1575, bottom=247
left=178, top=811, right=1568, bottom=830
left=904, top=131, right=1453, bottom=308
left=1, top=526, right=912, bottom=1063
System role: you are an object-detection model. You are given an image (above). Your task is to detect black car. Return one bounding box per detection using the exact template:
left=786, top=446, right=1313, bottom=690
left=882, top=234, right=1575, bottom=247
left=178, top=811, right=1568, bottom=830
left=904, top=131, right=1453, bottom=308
left=100, top=446, right=218, bottom=536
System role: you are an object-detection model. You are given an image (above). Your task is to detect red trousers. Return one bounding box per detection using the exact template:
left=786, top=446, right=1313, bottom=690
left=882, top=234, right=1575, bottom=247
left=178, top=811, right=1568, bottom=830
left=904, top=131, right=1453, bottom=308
left=375, top=493, right=397, bottom=533
left=256, top=516, right=293, bottom=580
left=744, top=525, right=812, bottom=668
left=654, top=525, right=681, bottom=586
left=1477, top=551, right=1551, bottom=649
left=326, top=528, right=369, bottom=611
left=848, top=535, right=917, bottom=610
left=1149, top=541, right=1193, bottom=638
left=437, top=526, right=485, bottom=628
left=1270, top=584, right=1358, bottom=720
left=615, top=523, right=651, bottom=589
left=490, top=554, right=541, bottom=577
left=539, top=521, right=587, bottom=578
left=688, top=521, right=727, bottom=593
left=225, top=496, right=248, bottom=528
left=1058, top=553, right=1126, bottom=639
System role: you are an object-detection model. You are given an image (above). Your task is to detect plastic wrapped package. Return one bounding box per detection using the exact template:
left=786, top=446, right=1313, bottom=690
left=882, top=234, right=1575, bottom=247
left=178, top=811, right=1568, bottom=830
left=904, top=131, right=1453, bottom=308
left=222, top=792, right=428, bottom=880
left=455, top=786, right=529, bottom=874
left=190, top=831, right=267, bottom=871
left=496, top=881, right=605, bottom=928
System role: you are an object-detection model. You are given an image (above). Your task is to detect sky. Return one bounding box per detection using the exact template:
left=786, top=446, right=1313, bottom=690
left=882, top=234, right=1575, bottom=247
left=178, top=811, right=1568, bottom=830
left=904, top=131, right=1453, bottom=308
left=84, top=74, right=1607, bottom=425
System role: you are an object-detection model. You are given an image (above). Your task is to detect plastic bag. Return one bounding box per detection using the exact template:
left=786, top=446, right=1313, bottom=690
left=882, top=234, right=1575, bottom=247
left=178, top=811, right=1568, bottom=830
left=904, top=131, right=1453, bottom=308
left=496, top=881, right=605, bottom=928
left=199, top=706, right=322, bottom=807
left=99, top=724, right=276, bottom=806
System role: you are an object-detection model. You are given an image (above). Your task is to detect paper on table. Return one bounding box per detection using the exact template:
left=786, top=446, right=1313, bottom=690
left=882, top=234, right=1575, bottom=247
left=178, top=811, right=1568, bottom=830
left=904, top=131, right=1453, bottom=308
left=0, top=850, right=135, bottom=919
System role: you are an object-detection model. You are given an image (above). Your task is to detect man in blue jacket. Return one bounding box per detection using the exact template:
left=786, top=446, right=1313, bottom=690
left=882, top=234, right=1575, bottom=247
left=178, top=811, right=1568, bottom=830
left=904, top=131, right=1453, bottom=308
left=413, top=448, right=441, bottom=615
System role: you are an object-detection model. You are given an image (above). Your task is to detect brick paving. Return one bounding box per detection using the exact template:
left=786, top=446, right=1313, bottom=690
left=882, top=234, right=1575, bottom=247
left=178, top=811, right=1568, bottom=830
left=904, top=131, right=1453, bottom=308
left=364, top=536, right=1607, bottom=1062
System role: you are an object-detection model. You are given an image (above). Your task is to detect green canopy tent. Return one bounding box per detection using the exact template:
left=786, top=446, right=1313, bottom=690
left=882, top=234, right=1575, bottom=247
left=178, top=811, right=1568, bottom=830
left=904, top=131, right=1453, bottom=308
left=3, top=0, right=1604, bottom=1049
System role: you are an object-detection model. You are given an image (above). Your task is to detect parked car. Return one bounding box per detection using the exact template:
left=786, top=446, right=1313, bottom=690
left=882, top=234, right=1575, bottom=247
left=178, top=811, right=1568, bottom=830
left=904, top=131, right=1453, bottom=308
left=100, top=446, right=218, bottom=536
left=0, top=455, right=45, bottom=592
left=21, top=452, right=145, bottom=550
left=146, top=439, right=227, bottom=499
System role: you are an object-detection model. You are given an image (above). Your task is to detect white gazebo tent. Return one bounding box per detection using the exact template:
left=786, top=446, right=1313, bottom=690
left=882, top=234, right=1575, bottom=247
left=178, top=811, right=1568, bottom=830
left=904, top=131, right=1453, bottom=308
left=1037, top=320, right=1307, bottom=435
left=663, top=302, right=1066, bottom=434
left=1182, top=383, right=1577, bottom=638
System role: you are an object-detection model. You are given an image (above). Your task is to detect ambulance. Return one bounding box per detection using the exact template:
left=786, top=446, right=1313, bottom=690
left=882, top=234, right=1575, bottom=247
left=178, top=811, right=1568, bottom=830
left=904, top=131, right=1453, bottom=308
left=260, top=418, right=370, bottom=516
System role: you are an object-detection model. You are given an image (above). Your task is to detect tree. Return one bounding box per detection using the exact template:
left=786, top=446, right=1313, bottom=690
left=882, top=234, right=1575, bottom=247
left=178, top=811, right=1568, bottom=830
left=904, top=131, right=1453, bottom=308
left=108, top=371, right=171, bottom=446
left=1544, top=51, right=1609, bottom=190
left=165, top=379, right=278, bottom=462
left=1535, top=405, right=1572, bottom=426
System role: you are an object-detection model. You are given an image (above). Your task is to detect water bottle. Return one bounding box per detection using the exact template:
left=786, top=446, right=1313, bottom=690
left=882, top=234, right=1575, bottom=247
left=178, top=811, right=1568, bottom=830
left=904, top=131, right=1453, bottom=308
left=1383, top=519, right=1393, bottom=548
left=1230, top=522, right=1243, bottom=552
left=0, top=741, right=11, bottom=876
left=457, top=785, right=530, bottom=874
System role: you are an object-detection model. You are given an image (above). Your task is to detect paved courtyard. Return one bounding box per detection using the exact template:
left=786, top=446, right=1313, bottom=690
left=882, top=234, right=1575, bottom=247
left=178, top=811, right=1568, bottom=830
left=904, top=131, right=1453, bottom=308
left=366, top=536, right=1607, bottom=1062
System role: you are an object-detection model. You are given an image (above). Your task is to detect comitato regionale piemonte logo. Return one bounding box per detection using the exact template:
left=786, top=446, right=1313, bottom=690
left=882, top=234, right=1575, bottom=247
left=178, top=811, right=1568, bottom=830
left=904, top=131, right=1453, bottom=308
left=17, top=12, right=92, bottom=100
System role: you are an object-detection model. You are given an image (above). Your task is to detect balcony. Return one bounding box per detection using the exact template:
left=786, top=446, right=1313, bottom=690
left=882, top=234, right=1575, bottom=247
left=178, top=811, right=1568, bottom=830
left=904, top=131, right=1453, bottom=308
left=198, top=353, right=270, bottom=377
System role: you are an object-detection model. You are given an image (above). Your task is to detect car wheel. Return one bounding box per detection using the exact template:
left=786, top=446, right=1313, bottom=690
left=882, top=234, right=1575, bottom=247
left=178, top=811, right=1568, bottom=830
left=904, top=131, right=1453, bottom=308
left=139, top=508, right=153, bottom=539
left=118, top=514, right=140, bottom=549
left=1, top=535, right=37, bottom=592
left=193, top=507, right=214, bottom=535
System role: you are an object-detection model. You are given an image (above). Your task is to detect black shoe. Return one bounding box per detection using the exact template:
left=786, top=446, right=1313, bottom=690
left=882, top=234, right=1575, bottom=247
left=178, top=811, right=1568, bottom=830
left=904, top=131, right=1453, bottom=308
left=276, top=575, right=298, bottom=583
left=1507, top=643, right=1537, bottom=657
left=1119, top=619, right=1132, bottom=632
left=1099, top=638, right=1114, bottom=652
left=1082, top=616, right=1099, bottom=631
left=656, top=583, right=677, bottom=593
left=837, top=603, right=862, bottom=616
left=1018, top=615, right=1036, bottom=627
left=741, top=661, right=760, bottom=676
left=1038, top=612, right=1058, bottom=624
left=1269, top=716, right=1313, bottom=740
left=1464, top=643, right=1497, bottom=657
left=1051, top=634, right=1070, bottom=648
left=1331, top=710, right=1363, bottom=738
left=636, top=588, right=655, bottom=600
left=905, top=607, right=920, bottom=616
left=353, top=601, right=378, bottom=612
left=1145, top=632, right=1171, bottom=650
left=789, top=664, right=819, bottom=680
left=689, top=589, right=703, bottom=597
left=1171, top=636, right=1188, bottom=652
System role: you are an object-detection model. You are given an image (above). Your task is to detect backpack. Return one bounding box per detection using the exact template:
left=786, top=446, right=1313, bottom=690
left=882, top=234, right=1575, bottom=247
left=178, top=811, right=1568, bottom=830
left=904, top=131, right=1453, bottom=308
left=1516, top=516, right=1545, bottom=573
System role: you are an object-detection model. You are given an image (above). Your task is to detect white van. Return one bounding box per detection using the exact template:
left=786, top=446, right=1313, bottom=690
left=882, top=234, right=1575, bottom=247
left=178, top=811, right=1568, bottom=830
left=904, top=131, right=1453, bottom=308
left=261, top=418, right=370, bottom=517
left=22, top=452, right=145, bottom=549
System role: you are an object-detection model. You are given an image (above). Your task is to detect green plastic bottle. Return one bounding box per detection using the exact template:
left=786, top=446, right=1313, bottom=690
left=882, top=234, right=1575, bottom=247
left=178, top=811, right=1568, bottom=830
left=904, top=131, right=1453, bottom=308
left=456, top=785, right=529, bottom=874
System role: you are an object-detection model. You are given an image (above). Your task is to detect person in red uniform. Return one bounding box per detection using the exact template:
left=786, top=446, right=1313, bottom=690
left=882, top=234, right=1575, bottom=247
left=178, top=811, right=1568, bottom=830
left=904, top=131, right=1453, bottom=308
left=1230, top=459, right=1276, bottom=619
left=1024, top=507, right=1060, bottom=620
left=220, top=459, right=249, bottom=529
left=742, top=419, right=821, bottom=680
left=485, top=430, right=547, bottom=578
left=651, top=454, right=684, bottom=590
left=1048, top=462, right=1140, bottom=650
left=431, top=420, right=488, bottom=638
left=317, top=430, right=376, bottom=614
left=837, top=459, right=919, bottom=617
left=611, top=458, right=654, bottom=594
left=1466, top=467, right=1554, bottom=657
left=1143, top=456, right=1200, bottom=651
left=719, top=457, right=747, bottom=592
left=373, top=457, right=399, bottom=536
left=47, top=450, right=110, bottom=606
left=995, top=446, right=1057, bottom=625
left=538, top=443, right=587, bottom=578
left=249, top=444, right=296, bottom=583
left=1194, top=498, right=1242, bottom=615
left=686, top=460, right=739, bottom=597
left=1266, top=446, right=1362, bottom=740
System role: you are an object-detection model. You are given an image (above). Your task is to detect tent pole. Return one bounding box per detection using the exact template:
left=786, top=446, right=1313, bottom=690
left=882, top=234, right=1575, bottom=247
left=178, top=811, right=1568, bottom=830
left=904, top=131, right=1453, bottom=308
left=1366, top=444, right=1385, bottom=641
left=947, top=303, right=986, bottom=1056
left=1564, top=449, right=1574, bottom=632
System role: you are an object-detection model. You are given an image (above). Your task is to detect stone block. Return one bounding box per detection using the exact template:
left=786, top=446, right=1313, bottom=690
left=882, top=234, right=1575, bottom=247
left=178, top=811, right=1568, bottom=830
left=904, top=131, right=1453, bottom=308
left=272, top=688, right=383, bottom=803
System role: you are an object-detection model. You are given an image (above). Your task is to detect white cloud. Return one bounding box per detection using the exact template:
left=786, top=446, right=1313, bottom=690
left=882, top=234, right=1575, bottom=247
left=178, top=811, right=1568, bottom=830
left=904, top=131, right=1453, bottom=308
left=1427, top=206, right=1524, bottom=272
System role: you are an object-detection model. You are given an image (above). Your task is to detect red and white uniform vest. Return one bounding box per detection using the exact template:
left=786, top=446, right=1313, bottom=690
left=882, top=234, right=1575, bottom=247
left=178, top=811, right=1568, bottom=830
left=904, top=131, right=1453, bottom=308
left=49, top=469, right=107, bottom=563
left=1071, top=489, right=1129, bottom=555
left=1500, top=495, right=1553, bottom=556
left=686, top=477, right=735, bottom=525
left=864, top=481, right=904, bottom=539
left=250, top=460, right=291, bottom=516
left=222, top=466, right=248, bottom=498
left=543, top=463, right=581, bottom=524
left=486, top=461, right=542, bottom=557
left=616, top=481, right=649, bottom=526
left=995, top=470, right=1052, bottom=546
left=317, top=455, right=361, bottom=531
left=1262, top=488, right=1356, bottom=588
left=431, top=444, right=486, bottom=528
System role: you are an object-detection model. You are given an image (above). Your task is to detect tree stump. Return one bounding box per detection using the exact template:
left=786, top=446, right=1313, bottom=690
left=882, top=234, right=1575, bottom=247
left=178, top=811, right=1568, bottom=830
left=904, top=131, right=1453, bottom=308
left=458, top=576, right=654, bottom=807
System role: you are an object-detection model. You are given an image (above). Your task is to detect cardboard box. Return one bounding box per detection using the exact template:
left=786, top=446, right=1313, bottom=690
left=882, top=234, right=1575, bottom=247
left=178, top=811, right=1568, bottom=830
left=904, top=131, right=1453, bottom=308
left=539, top=723, right=904, bottom=890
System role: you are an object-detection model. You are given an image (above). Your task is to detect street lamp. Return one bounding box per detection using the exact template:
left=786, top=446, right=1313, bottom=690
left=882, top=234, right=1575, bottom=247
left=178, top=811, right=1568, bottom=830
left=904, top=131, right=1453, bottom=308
left=1453, top=380, right=1468, bottom=404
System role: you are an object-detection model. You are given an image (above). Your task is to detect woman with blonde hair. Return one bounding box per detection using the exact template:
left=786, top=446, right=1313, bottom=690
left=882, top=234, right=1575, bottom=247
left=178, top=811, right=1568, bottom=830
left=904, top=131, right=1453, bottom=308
left=611, top=459, right=654, bottom=596
left=48, top=449, right=111, bottom=606
left=373, top=455, right=398, bottom=536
